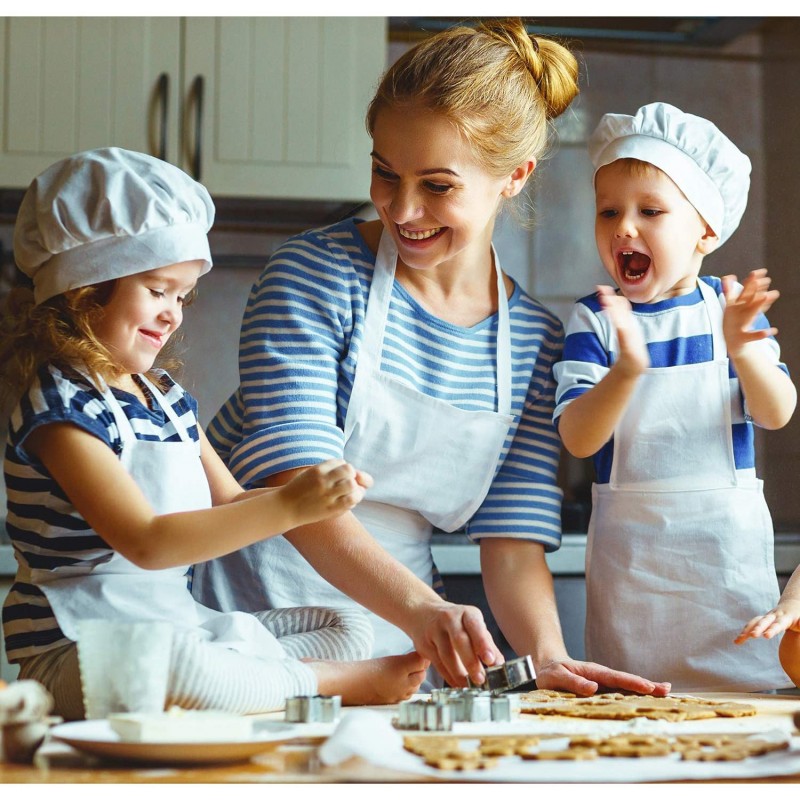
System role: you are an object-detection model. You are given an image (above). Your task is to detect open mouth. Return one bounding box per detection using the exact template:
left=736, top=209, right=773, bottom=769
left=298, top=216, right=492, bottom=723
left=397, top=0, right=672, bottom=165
left=617, top=250, right=651, bottom=282
left=398, top=226, right=444, bottom=242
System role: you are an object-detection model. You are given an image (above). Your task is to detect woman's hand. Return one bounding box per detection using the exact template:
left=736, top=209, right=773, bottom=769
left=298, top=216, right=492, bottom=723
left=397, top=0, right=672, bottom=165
left=410, top=601, right=505, bottom=687
left=534, top=658, right=671, bottom=697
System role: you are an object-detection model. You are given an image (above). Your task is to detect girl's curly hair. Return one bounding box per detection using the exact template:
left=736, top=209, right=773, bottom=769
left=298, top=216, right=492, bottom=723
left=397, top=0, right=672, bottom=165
left=0, top=279, right=183, bottom=411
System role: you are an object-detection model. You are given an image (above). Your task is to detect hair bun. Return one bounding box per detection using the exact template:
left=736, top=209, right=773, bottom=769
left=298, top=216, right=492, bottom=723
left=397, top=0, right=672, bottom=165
left=479, top=18, right=579, bottom=120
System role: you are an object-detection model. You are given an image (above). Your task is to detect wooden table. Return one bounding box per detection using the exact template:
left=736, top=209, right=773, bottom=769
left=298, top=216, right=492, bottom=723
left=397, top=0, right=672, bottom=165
left=2, top=693, right=799, bottom=784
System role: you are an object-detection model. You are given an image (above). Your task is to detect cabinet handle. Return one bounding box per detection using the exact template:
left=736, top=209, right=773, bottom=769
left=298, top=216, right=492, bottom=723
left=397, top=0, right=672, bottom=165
left=191, top=75, right=205, bottom=181
left=156, top=73, right=169, bottom=161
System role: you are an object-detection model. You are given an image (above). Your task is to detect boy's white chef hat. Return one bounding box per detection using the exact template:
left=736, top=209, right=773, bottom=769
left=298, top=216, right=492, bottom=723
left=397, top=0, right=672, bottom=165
left=14, top=147, right=215, bottom=304
left=588, top=102, right=751, bottom=246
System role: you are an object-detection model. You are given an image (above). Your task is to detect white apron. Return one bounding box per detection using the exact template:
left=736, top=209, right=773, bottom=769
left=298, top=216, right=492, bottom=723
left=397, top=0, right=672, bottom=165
left=585, top=280, right=790, bottom=692
left=31, top=373, right=285, bottom=660
left=192, top=231, right=515, bottom=660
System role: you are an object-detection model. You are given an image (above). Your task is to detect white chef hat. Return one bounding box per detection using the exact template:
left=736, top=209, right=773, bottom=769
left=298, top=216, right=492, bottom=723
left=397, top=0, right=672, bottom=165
left=14, top=147, right=215, bottom=304
left=588, top=102, right=751, bottom=246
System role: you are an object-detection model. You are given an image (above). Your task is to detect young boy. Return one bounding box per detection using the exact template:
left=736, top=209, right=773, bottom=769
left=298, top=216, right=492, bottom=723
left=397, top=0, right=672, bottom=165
left=554, top=102, right=797, bottom=692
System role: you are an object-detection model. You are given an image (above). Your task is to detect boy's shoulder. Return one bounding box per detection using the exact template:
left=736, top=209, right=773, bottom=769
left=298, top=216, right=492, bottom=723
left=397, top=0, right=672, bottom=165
left=573, top=291, right=604, bottom=314
left=699, top=275, right=723, bottom=294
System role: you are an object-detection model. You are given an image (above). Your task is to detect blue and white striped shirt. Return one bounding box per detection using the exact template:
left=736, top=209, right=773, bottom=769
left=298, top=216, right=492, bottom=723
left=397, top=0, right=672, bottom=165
left=207, top=218, right=565, bottom=548
left=553, top=276, right=789, bottom=484
left=2, top=364, right=199, bottom=661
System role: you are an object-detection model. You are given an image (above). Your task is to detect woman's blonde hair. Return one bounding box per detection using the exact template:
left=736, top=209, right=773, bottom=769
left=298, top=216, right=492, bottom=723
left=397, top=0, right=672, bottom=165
left=366, top=18, right=580, bottom=177
left=0, top=280, right=183, bottom=409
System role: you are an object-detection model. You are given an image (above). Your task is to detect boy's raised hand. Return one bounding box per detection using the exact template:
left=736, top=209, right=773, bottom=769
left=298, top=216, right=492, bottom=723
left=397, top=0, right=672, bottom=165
left=722, top=269, right=780, bottom=358
left=596, top=285, right=650, bottom=376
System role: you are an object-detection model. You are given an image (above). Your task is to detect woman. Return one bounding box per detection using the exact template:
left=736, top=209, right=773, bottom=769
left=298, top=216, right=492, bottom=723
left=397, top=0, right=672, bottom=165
left=193, top=18, right=668, bottom=695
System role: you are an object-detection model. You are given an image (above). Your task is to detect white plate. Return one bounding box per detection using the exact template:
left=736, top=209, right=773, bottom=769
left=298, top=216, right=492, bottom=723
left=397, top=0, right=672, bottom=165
left=50, top=719, right=300, bottom=765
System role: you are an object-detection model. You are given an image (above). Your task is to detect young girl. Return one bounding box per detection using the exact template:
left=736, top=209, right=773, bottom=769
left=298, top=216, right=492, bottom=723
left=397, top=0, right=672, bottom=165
left=0, top=147, right=428, bottom=720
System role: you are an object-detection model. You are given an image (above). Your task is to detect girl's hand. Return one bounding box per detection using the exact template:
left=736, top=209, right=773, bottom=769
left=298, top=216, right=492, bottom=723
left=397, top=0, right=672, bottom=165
left=280, top=459, right=371, bottom=527
left=722, top=269, right=780, bottom=359
left=596, top=285, right=649, bottom=377
left=735, top=599, right=800, bottom=644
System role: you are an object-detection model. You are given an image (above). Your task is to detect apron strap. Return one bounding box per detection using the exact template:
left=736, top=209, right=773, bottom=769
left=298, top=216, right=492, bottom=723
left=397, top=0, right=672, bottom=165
left=75, top=367, right=192, bottom=446
left=136, top=374, right=192, bottom=443
left=696, top=278, right=726, bottom=360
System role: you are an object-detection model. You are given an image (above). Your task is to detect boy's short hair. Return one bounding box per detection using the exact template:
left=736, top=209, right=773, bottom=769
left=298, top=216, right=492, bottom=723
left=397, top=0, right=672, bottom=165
left=588, top=102, right=751, bottom=246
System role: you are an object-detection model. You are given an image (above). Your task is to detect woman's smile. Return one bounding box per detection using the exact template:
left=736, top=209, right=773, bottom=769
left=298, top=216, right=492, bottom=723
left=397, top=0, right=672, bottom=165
left=398, top=226, right=444, bottom=241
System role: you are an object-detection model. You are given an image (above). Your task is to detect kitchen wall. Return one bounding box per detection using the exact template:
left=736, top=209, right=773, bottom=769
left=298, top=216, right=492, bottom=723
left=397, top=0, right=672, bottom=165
left=0, top=24, right=791, bottom=519
left=761, top=19, right=800, bottom=528
left=183, top=29, right=774, bottom=508
left=0, top=19, right=798, bottom=675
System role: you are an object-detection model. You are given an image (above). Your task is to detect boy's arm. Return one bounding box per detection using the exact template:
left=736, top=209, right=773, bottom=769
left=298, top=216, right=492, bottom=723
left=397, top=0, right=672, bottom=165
left=723, top=270, right=797, bottom=430
left=558, top=287, right=649, bottom=459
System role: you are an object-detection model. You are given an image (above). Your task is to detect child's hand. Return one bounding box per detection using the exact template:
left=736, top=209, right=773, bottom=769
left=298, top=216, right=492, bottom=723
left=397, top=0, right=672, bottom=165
left=722, top=269, right=780, bottom=359
left=281, top=459, right=371, bottom=527
left=734, top=598, right=800, bottom=644
left=596, top=285, right=649, bottom=376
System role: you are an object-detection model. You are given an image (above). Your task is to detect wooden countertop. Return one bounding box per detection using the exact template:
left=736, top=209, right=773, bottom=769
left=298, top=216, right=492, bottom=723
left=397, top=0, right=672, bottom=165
left=2, top=693, right=799, bottom=784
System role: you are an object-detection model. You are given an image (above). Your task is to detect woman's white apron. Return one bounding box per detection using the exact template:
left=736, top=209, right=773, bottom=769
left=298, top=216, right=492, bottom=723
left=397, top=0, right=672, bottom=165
left=193, top=231, right=515, bottom=660
left=585, top=280, right=790, bottom=691
left=29, top=374, right=285, bottom=660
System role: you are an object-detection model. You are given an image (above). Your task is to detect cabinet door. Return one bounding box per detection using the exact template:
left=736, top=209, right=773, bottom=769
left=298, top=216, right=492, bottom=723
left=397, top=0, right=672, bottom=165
left=0, top=17, right=181, bottom=188
left=183, top=17, right=386, bottom=201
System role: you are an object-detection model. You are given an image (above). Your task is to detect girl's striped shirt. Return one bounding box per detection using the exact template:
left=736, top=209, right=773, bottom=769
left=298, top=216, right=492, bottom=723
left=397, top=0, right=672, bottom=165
left=207, top=218, right=565, bottom=548
left=553, top=276, right=789, bottom=484
left=2, top=365, right=199, bottom=661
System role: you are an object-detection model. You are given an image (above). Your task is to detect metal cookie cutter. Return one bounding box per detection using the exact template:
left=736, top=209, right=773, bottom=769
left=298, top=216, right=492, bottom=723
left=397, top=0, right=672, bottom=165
left=285, top=694, right=341, bottom=723
left=395, top=699, right=453, bottom=731
left=468, top=654, right=535, bottom=694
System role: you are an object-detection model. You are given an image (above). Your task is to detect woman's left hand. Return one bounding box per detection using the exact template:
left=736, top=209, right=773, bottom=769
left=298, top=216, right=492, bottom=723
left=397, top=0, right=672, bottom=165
left=534, top=658, right=671, bottom=697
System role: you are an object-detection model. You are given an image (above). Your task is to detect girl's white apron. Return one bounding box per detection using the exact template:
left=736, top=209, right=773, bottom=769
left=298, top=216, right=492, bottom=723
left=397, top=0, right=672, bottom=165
left=27, top=374, right=285, bottom=660
left=194, top=231, right=515, bottom=660
left=585, top=280, right=790, bottom=691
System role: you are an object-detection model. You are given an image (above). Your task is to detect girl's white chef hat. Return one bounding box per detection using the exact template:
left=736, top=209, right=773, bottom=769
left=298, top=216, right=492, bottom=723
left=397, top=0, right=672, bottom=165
left=588, top=102, right=751, bottom=246
left=13, top=147, right=215, bottom=305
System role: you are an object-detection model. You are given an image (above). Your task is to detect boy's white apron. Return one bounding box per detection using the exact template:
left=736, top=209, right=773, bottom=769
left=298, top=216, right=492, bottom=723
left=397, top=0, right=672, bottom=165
left=29, top=374, right=285, bottom=660
left=193, top=231, right=515, bottom=661
left=585, top=279, right=790, bottom=691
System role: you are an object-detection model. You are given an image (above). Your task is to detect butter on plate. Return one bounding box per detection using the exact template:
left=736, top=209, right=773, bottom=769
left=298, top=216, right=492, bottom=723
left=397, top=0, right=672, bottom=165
left=108, top=708, right=254, bottom=742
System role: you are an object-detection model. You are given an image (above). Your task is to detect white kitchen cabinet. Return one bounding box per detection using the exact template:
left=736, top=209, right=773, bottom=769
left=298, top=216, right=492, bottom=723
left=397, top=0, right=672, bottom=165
left=183, top=17, right=386, bottom=200
left=0, top=17, right=181, bottom=187
left=0, top=16, right=387, bottom=201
